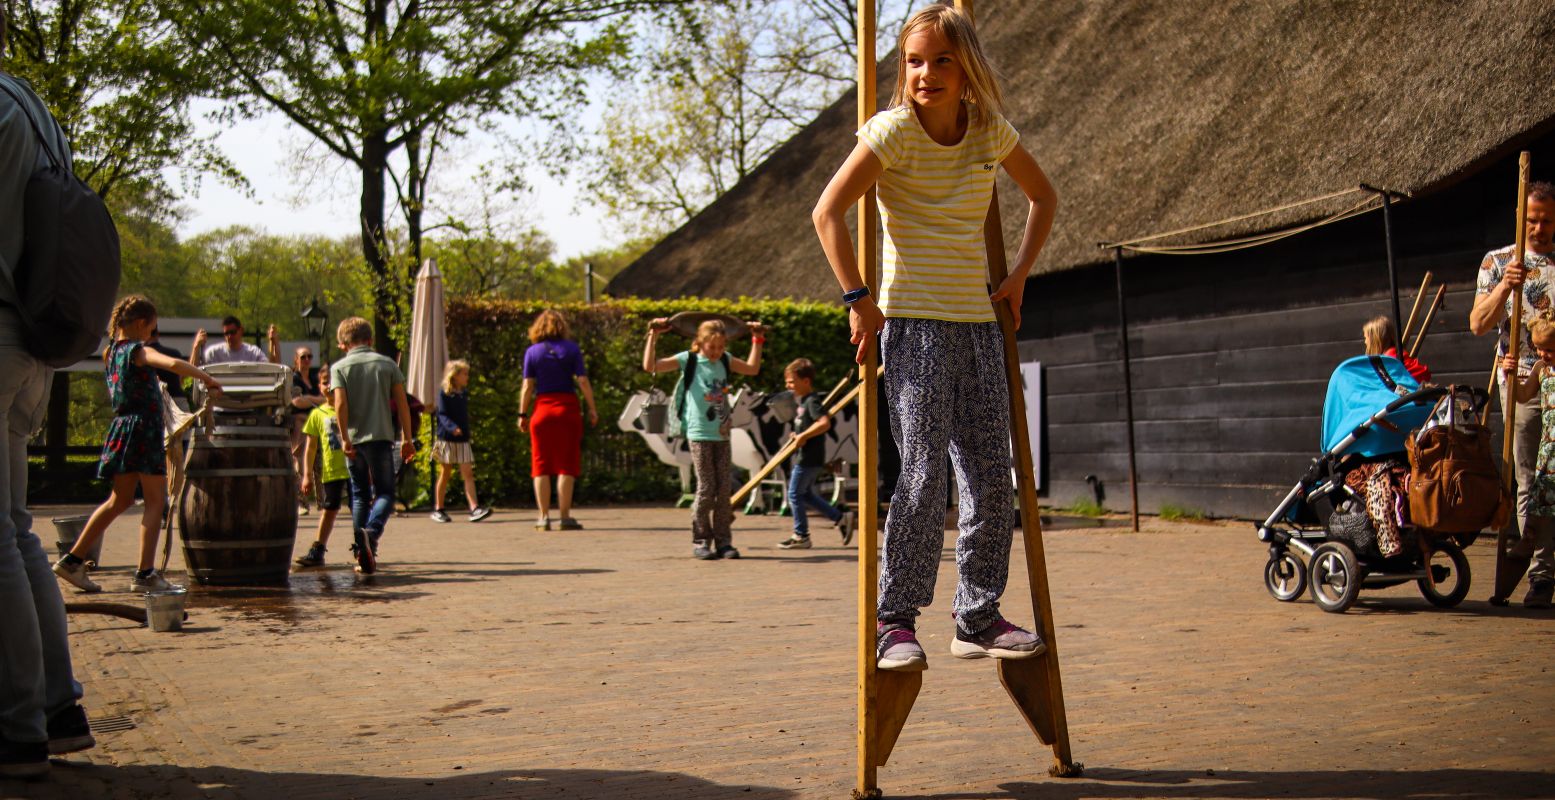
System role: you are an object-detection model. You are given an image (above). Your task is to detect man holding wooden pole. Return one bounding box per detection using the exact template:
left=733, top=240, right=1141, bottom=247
left=1469, top=172, right=1555, bottom=608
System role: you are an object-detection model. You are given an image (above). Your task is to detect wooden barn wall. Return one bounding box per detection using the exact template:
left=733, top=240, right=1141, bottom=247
left=1015, top=142, right=1554, bottom=519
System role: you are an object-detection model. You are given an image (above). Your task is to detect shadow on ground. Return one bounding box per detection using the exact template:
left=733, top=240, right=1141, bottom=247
left=26, top=763, right=798, bottom=800
left=888, top=767, right=1555, bottom=799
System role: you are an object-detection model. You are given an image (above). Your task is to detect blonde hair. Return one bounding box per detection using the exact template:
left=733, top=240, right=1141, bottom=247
left=1362, top=316, right=1399, bottom=356
left=1531, top=318, right=1555, bottom=349
left=888, top=5, right=1005, bottom=124
left=528, top=309, right=570, bottom=343
left=336, top=316, right=372, bottom=346
left=442, top=359, right=470, bottom=393
left=694, top=320, right=727, bottom=346
left=105, top=295, right=157, bottom=363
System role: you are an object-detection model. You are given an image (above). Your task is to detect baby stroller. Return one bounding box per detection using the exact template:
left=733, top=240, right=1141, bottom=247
left=1256, top=355, right=1490, bottom=613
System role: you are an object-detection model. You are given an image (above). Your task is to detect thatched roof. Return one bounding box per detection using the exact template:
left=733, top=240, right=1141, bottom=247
left=609, top=0, right=1555, bottom=302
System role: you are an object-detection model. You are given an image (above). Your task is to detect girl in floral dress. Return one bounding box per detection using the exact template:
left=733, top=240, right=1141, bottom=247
left=1502, top=318, right=1555, bottom=608
left=52, top=296, right=221, bottom=594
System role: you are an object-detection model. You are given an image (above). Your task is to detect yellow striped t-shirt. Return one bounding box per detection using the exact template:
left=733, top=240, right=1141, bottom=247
left=857, top=105, right=1019, bottom=323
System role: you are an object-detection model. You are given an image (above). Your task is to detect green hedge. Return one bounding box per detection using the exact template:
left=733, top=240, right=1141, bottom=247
left=445, top=297, right=854, bottom=506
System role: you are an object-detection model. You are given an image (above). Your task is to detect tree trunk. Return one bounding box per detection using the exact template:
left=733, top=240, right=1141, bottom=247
left=360, top=129, right=397, bottom=359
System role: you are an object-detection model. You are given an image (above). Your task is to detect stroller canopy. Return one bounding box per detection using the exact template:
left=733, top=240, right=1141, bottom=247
left=1321, top=355, right=1428, bottom=457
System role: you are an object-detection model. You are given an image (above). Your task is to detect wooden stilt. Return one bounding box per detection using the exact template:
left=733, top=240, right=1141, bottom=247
left=854, top=3, right=906, bottom=797
left=1493, top=152, right=1534, bottom=606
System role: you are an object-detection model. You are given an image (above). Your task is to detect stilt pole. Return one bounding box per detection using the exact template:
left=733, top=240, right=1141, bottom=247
left=1492, top=151, right=1534, bottom=606
left=1113, top=247, right=1141, bottom=532
left=854, top=2, right=893, bottom=796
left=961, top=0, right=1079, bottom=778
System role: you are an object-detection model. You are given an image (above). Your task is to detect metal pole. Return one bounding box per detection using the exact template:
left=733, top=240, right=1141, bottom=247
left=1114, top=248, right=1140, bottom=532
left=584, top=261, right=595, bottom=304
left=1381, top=192, right=1402, bottom=340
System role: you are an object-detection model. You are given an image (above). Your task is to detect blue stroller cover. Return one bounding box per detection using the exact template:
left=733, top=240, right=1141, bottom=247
left=1320, top=355, right=1427, bottom=457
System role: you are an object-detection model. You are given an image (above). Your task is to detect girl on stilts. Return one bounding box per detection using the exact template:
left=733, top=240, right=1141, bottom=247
left=53, top=295, right=222, bottom=593
left=813, top=5, right=1058, bottom=671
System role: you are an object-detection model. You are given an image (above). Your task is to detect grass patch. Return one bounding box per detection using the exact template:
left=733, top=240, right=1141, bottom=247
left=1063, top=497, right=1106, bottom=518
left=1158, top=503, right=1207, bottom=522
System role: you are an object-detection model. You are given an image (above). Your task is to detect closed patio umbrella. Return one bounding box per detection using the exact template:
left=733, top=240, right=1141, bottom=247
left=406, top=258, right=446, bottom=407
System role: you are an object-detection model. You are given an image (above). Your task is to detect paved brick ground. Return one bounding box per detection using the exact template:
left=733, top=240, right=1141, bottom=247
left=6, top=504, right=1553, bottom=799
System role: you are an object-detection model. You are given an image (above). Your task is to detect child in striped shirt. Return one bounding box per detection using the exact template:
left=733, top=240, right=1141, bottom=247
left=812, top=5, right=1059, bottom=672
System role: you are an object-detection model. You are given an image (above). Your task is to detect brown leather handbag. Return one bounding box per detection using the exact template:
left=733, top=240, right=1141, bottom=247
left=1405, top=387, right=1511, bottom=533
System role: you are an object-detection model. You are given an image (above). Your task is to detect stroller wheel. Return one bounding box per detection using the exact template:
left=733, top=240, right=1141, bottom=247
left=1418, top=541, right=1472, bottom=608
left=1309, top=542, right=1362, bottom=613
left=1263, top=552, right=1307, bottom=601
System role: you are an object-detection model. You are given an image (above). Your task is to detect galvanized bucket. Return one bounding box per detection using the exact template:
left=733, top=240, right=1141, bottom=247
left=51, top=515, right=102, bottom=566
left=640, top=401, right=669, bottom=434
left=144, top=588, right=187, bottom=632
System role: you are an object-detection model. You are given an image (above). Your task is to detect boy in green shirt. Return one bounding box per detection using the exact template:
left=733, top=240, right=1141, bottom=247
left=295, top=368, right=348, bottom=567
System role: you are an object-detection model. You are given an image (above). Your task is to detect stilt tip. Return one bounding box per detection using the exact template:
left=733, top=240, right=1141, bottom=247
left=1049, top=761, right=1084, bottom=778
left=852, top=789, right=883, bottom=799
left=1489, top=596, right=1510, bottom=607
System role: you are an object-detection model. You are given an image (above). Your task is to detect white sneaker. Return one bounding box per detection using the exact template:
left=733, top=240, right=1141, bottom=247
left=52, top=559, right=102, bottom=593
left=131, top=571, right=173, bottom=593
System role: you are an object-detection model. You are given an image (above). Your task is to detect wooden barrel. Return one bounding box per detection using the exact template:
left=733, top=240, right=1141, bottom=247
left=178, top=412, right=297, bottom=585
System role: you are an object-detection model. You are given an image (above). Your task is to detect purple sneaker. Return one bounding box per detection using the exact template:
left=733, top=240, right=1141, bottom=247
left=876, top=623, right=927, bottom=671
left=951, top=617, right=1046, bottom=660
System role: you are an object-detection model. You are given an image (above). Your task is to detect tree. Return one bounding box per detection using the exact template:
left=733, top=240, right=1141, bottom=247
left=588, top=0, right=913, bottom=235
left=1, top=0, right=240, bottom=204
left=159, top=0, right=697, bottom=356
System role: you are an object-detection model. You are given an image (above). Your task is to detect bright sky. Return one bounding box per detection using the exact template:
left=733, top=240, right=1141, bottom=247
left=174, top=99, right=611, bottom=260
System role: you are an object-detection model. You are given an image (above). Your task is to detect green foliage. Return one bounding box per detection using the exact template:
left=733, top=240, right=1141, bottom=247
left=2, top=0, right=242, bottom=203
left=1158, top=503, right=1207, bottom=522
left=1064, top=497, right=1106, bottom=518
left=447, top=296, right=851, bottom=505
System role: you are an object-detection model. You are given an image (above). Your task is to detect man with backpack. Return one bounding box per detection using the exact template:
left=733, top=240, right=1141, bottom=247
left=0, top=11, right=97, bottom=778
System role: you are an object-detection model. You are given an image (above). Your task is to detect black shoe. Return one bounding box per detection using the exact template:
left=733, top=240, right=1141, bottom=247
left=716, top=544, right=740, bottom=560
left=351, top=539, right=377, bottom=575
left=692, top=541, right=720, bottom=560
left=429, top=509, right=451, bottom=523
left=47, top=704, right=95, bottom=755
left=837, top=510, right=856, bottom=546
left=1525, top=579, right=1554, bottom=609
left=294, top=541, right=326, bottom=568
left=0, top=736, right=48, bottom=779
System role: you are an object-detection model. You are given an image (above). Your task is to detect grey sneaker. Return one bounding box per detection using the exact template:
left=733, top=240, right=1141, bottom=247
left=131, top=571, right=174, bottom=593
left=469, top=507, right=493, bottom=523
left=430, top=509, right=451, bottom=523
left=294, top=541, right=326, bottom=568
left=951, top=618, right=1046, bottom=660
left=1525, top=579, right=1554, bottom=609
left=692, top=540, right=719, bottom=560
left=715, top=544, right=740, bottom=560
left=777, top=535, right=812, bottom=549
left=876, top=623, right=927, bottom=671
left=52, top=558, right=101, bottom=593
left=837, top=510, right=856, bottom=546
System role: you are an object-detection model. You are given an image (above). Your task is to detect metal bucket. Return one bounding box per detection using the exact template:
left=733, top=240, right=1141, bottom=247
left=641, top=401, right=669, bottom=434
left=51, top=515, right=102, bottom=566
left=144, top=588, right=187, bottom=632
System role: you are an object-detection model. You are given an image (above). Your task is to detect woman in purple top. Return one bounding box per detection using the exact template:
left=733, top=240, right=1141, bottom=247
left=517, top=310, right=599, bottom=530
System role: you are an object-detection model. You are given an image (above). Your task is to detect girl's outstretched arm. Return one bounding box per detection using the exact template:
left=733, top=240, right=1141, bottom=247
left=813, top=142, right=886, bottom=364
left=730, top=321, right=765, bottom=376
left=139, top=347, right=221, bottom=390
left=989, top=143, right=1059, bottom=330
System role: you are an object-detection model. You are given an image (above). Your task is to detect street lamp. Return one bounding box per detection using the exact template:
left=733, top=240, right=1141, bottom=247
left=301, top=298, right=328, bottom=340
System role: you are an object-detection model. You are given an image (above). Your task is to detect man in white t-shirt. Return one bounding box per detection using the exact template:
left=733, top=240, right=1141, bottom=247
left=191, top=315, right=279, bottom=366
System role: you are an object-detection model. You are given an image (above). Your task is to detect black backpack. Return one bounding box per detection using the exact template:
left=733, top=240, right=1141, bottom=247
left=0, top=78, right=120, bottom=368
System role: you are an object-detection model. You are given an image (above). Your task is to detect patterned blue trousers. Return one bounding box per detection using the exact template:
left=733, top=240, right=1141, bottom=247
left=879, top=318, right=1015, bottom=634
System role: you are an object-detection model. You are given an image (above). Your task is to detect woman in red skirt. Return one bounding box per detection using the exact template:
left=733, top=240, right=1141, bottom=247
left=517, top=310, right=598, bottom=530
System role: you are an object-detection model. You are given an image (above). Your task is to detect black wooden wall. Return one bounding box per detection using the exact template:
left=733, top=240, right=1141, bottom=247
left=1016, top=136, right=1555, bottom=519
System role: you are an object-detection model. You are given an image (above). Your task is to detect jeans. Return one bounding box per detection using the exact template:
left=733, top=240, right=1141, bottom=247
left=0, top=345, right=80, bottom=743
left=787, top=463, right=842, bottom=536
left=347, top=441, right=396, bottom=546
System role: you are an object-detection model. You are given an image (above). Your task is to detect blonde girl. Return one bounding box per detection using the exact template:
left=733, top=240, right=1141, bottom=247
left=813, top=6, right=1058, bottom=670
left=643, top=317, right=765, bottom=558
left=431, top=359, right=491, bottom=523
left=1363, top=315, right=1430, bottom=382
left=1503, top=318, right=1555, bottom=607
left=52, top=296, right=221, bottom=594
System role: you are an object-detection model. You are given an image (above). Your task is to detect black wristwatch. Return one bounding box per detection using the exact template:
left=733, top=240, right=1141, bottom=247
left=842, top=286, right=871, bottom=305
